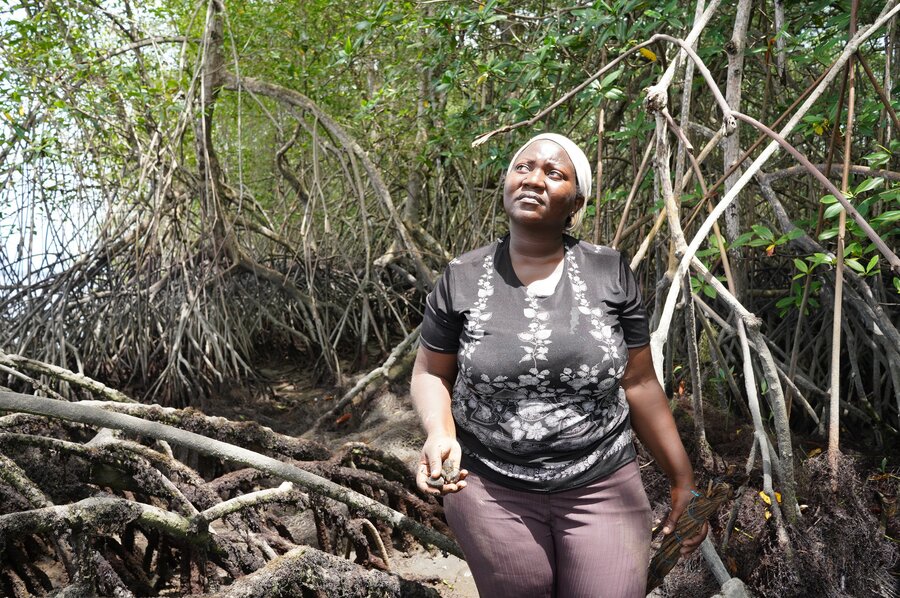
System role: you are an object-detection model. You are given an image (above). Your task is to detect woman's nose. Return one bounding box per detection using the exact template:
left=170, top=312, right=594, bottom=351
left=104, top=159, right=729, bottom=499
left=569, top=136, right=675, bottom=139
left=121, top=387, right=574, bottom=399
left=523, top=168, right=544, bottom=188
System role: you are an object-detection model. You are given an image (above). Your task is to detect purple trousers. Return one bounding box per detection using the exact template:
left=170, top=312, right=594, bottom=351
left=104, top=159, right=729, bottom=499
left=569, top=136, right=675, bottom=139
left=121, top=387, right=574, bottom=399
left=443, top=460, right=651, bottom=598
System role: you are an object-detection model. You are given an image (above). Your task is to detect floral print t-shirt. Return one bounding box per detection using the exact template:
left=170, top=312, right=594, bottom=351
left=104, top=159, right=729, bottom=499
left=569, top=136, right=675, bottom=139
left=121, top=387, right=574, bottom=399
left=421, top=234, right=651, bottom=492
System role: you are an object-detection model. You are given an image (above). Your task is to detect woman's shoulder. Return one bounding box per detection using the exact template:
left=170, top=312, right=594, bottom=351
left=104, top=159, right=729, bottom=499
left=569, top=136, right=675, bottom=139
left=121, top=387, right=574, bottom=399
left=567, top=236, right=626, bottom=269
left=445, top=238, right=502, bottom=270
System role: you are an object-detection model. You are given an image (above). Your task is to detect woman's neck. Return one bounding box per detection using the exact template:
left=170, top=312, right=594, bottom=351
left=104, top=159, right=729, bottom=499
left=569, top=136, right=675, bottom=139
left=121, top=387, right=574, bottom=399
left=507, top=227, right=566, bottom=285
left=508, top=226, right=565, bottom=262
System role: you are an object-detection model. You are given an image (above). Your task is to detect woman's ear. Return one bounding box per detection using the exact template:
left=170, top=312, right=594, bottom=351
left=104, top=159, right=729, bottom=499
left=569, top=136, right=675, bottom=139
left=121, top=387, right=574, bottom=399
left=573, top=191, right=586, bottom=213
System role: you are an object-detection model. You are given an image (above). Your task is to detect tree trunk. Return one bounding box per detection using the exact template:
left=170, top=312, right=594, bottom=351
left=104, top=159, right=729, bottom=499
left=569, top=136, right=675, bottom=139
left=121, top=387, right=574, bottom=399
left=722, top=0, right=753, bottom=299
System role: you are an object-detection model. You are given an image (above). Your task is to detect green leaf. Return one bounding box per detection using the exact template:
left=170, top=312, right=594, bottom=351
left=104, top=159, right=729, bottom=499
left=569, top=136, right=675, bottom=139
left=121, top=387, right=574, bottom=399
left=793, top=258, right=808, bottom=273
left=819, top=228, right=839, bottom=241
left=857, top=196, right=876, bottom=217
left=751, top=224, right=774, bottom=240
left=820, top=194, right=838, bottom=204
left=872, top=210, right=900, bottom=225
left=690, top=276, right=702, bottom=294
left=776, top=296, right=795, bottom=309
left=863, top=151, right=890, bottom=167
left=696, top=246, right=720, bottom=258
left=877, top=188, right=900, bottom=202
left=810, top=253, right=832, bottom=266
left=730, top=232, right=754, bottom=248
left=600, top=67, right=623, bottom=88
left=854, top=177, right=884, bottom=195
left=824, top=202, right=844, bottom=219
left=844, top=258, right=865, bottom=273
left=865, top=255, right=879, bottom=273
left=702, top=284, right=717, bottom=299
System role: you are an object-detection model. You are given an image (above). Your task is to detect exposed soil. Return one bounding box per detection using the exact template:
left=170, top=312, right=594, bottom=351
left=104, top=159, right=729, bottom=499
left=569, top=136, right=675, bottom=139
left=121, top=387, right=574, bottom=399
left=196, top=362, right=480, bottom=597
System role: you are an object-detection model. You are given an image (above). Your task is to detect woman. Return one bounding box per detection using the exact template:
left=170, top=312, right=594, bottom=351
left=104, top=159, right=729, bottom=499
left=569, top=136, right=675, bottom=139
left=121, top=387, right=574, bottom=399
left=411, top=133, right=706, bottom=597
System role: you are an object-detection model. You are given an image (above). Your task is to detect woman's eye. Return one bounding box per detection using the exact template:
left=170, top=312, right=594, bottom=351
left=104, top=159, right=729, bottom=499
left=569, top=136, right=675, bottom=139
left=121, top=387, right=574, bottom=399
left=515, top=164, right=530, bottom=173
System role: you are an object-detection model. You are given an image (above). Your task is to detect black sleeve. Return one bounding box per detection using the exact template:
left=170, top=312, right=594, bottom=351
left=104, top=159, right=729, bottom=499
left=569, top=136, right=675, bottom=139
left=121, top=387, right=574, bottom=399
left=615, top=252, right=651, bottom=348
left=420, top=266, right=463, bottom=353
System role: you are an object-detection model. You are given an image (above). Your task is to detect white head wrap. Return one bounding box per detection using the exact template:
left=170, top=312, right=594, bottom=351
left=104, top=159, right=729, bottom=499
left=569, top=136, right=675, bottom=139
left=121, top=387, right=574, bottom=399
left=506, top=132, right=592, bottom=231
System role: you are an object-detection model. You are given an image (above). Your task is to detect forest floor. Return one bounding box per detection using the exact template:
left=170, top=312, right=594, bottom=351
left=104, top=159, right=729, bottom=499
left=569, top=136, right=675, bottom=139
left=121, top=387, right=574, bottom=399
left=198, top=358, right=900, bottom=598
left=198, top=361, right=480, bottom=596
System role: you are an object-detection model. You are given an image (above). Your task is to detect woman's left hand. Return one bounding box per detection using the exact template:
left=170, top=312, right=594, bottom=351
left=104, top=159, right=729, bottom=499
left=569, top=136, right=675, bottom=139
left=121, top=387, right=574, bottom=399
left=660, top=485, right=708, bottom=557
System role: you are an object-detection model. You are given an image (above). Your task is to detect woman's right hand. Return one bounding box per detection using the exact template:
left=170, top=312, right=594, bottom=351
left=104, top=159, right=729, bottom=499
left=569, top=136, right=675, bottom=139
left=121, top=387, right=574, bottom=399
left=416, top=434, right=468, bottom=496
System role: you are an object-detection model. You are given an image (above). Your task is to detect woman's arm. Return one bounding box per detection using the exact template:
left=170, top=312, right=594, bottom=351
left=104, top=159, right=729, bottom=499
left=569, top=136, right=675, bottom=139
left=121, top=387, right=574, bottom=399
left=622, top=344, right=707, bottom=555
left=410, top=345, right=468, bottom=495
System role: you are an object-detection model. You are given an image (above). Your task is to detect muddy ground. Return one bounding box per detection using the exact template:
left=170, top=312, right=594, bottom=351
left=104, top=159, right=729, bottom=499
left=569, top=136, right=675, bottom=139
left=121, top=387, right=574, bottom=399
left=197, top=361, right=899, bottom=598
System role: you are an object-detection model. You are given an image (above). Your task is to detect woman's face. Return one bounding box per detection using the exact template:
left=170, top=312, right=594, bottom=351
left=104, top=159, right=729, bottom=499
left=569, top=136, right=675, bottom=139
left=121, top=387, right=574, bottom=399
left=503, top=140, right=582, bottom=232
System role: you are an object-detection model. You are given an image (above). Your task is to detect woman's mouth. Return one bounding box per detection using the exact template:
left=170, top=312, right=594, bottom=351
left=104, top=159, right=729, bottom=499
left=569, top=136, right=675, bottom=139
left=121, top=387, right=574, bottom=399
left=516, top=193, right=542, bottom=205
